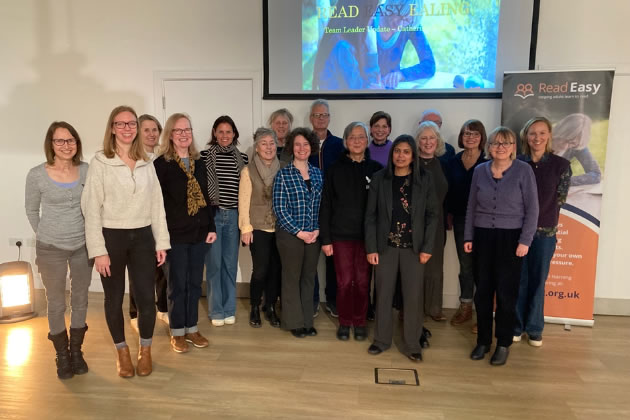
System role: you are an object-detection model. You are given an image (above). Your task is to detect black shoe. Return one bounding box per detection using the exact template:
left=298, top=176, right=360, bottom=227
left=305, top=327, right=318, bottom=336
left=366, top=305, right=375, bottom=321
left=249, top=306, right=262, bottom=328
left=48, top=330, right=74, bottom=379
left=353, top=326, right=367, bottom=341
left=368, top=344, right=383, bottom=355
left=290, top=328, right=306, bottom=338
left=265, top=305, right=281, bottom=328
left=470, top=344, right=491, bottom=360
left=336, top=325, right=350, bottom=341
left=325, top=301, right=339, bottom=318
left=69, top=325, right=89, bottom=375
left=490, top=346, right=509, bottom=366
left=408, top=352, right=423, bottom=362
left=420, top=328, right=430, bottom=349
left=423, top=326, right=432, bottom=338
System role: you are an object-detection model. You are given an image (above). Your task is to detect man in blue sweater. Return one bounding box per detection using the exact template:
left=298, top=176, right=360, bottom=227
left=309, top=99, right=344, bottom=318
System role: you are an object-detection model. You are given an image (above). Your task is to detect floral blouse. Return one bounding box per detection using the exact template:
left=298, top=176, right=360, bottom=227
left=388, top=175, right=413, bottom=248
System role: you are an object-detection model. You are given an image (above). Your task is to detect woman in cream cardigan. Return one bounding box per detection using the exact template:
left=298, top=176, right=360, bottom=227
left=82, top=105, right=170, bottom=378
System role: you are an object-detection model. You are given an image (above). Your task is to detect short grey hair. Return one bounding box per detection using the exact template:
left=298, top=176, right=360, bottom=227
left=485, top=126, right=517, bottom=160
left=267, top=108, right=294, bottom=127
left=416, top=121, right=446, bottom=157
left=342, top=121, right=369, bottom=149
left=310, top=98, right=330, bottom=114
left=253, top=127, right=277, bottom=146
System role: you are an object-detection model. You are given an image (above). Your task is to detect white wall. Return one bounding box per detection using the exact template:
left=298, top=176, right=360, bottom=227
left=1, top=0, right=628, bottom=313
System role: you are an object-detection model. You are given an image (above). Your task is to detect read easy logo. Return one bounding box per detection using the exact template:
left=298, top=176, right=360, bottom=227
left=514, top=83, right=534, bottom=99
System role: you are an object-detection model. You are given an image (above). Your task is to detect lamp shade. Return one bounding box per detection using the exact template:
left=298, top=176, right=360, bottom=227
left=0, top=261, right=37, bottom=323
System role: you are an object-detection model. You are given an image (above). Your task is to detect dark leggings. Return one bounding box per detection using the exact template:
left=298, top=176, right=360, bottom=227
left=129, top=263, right=168, bottom=318
left=249, top=230, right=281, bottom=307
left=101, top=226, right=157, bottom=343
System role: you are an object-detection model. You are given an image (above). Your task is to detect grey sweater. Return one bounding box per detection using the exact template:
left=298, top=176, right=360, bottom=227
left=25, top=162, right=89, bottom=250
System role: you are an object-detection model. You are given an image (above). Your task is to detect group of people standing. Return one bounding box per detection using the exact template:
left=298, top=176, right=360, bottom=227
left=25, top=100, right=570, bottom=380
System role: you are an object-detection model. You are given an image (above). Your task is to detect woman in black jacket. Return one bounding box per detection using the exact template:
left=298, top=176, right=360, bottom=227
left=320, top=122, right=382, bottom=341
left=154, top=113, right=217, bottom=354
left=364, top=135, right=439, bottom=361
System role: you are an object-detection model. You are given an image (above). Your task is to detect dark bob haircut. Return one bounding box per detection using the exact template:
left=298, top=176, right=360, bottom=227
left=369, top=111, right=392, bottom=128
left=457, top=119, right=487, bottom=150
left=208, top=115, right=240, bottom=146
left=285, top=127, right=320, bottom=158
left=385, top=134, right=418, bottom=178
left=44, top=121, right=83, bottom=165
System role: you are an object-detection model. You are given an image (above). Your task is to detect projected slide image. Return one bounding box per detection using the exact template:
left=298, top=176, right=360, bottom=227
left=302, top=0, right=501, bottom=92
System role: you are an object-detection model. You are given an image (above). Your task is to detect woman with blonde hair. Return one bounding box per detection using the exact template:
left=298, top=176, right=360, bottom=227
left=154, top=113, right=217, bottom=353
left=82, top=105, right=170, bottom=377
left=268, top=108, right=293, bottom=163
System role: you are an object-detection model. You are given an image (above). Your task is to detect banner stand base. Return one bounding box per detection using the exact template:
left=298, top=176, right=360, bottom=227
left=545, top=316, right=594, bottom=328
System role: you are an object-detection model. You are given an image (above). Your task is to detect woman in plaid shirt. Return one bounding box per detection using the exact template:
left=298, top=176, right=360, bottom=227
left=273, top=127, right=323, bottom=338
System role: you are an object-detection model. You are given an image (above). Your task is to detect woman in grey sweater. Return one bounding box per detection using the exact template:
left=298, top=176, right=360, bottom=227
left=25, top=121, right=92, bottom=380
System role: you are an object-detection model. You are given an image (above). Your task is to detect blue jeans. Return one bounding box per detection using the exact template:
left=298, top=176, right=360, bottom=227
left=206, top=209, right=239, bottom=320
left=514, top=234, right=557, bottom=336
left=165, top=242, right=209, bottom=336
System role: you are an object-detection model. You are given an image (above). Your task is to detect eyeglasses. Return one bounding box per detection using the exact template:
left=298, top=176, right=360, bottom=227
left=489, top=141, right=514, bottom=149
left=172, top=128, right=193, bottom=135
left=347, top=135, right=367, bottom=142
left=311, top=113, right=330, bottom=119
left=113, top=121, right=138, bottom=129
left=52, top=138, right=77, bottom=146
left=463, top=131, right=481, bottom=138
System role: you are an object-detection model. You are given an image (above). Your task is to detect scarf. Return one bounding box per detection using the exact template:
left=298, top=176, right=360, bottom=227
left=174, top=154, right=207, bottom=216
left=204, top=143, right=246, bottom=206
left=253, top=153, right=280, bottom=201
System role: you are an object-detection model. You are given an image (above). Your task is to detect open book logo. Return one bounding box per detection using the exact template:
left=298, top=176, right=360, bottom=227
left=514, top=83, right=534, bottom=99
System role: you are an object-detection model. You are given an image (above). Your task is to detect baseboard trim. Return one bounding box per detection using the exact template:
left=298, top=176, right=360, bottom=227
left=594, top=298, right=630, bottom=316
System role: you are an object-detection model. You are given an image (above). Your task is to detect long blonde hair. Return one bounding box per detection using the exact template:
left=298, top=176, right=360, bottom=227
left=159, top=113, right=200, bottom=161
left=102, top=105, right=147, bottom=161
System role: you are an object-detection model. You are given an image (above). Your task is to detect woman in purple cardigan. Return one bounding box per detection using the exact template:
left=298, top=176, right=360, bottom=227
left=464, top=127, right=538, bottom=366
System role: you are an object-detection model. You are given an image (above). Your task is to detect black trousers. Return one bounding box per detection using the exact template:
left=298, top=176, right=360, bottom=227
left=249, top=230, right=281, bottom=307
left=473, top=227, right=523, bottom=347
left=276, top=228, right=320, bottom=330
left=101, top=226, right=157, bottom=342
left=129, top=261, right=168, bottom=318
left=324, top=255, right=337, bottom=303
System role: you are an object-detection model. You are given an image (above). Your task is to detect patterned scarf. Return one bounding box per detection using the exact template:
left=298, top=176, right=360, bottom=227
left=174, top=154, right=207, bottom=216
left=253, top=153, right=280, bottom=201
left=204, top=143, right=246, bottom=206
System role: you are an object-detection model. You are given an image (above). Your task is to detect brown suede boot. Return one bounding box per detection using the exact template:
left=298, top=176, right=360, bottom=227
left=116, top=346, right=135, bottom=378
left=136, top=346, right=152, bottom=377
left=450, top=302, right=473, bottom=326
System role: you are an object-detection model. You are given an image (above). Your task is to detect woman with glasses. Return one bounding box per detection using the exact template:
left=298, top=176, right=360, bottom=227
left=416, top=121, right=448, bottom=323
left=365, top=135, right=439, bottom=362
left=273, top=127, right=323, bottom=338
left=464, top=127, right=538, bottom=366
left=25, top=122, right=92, bottom=379
left=514, top=117, right=571, bottom=347
left=239, top=128, right=282, bottom=328
left=127, top=114, right=170, bottom=331
left=320, top=122, right=382, bottom=341
left=82, top=105, right=170, bottom=378
left=445, top=120, right=488, bottom=329
left=154, top=113, right=217, bottom=353
left=201, top=115, right=248, bottom=327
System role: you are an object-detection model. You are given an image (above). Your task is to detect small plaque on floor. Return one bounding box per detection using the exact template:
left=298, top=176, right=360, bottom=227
left=374, top=368, right=419, bottom=386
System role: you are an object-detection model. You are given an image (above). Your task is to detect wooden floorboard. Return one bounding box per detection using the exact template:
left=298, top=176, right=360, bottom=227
left=0, top=291, right=629, bottom=419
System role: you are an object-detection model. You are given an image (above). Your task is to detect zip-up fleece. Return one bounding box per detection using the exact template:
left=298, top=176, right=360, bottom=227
left=81, top=151, right=170, bottom=258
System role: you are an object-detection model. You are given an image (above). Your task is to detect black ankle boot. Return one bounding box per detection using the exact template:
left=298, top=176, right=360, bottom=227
left=48, top=330, right=73, bottom=379
left=265, top=304, right=281, bottom=328
left=69, top=325, right=89, bottom=375
left=249, top=306, right=262, bottom=327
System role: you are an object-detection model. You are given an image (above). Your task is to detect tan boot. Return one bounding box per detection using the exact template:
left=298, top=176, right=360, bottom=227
left=116, top=346, right=135, bottom=378
left=450, top=302, right=473, bottom=326
left=136, top=345, right=152, bottom=377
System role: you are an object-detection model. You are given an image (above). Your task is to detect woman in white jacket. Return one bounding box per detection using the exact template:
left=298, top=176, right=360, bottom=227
left=81, top=105, right=170, bottom=378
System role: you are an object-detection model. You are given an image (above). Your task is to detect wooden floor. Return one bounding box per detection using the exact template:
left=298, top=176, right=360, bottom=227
left=1, top=291, right=629, bottom=420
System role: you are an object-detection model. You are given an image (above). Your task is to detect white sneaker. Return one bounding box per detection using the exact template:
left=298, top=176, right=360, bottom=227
left=513, top=334, right=522, bottom=342
left=211, top=318, right=225, bottom=327
left=528, top=335, right=543, bottom=347
left=157, top=311, right=170, bottom=326
left=130, top=317, right=139, bottom=333
left=224, top=316, right=236, bottom=325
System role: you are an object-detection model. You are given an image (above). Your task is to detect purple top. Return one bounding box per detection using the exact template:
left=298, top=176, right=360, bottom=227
left=368, top=140, right=392, bottom=167
left=464, top=160, right=539, bottom=246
